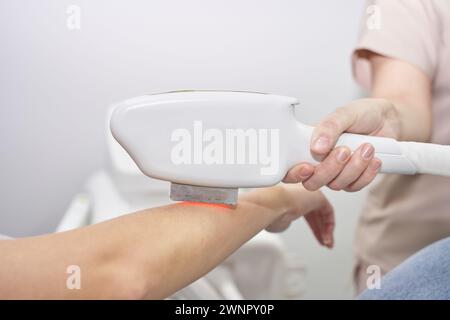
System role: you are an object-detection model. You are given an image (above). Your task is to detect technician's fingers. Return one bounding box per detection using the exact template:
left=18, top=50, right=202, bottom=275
left=283, top=163, right=314, bottom=183
left=302, top=146, right=351, bottom=191
left=310, top=107, right=358, bottom=159
left=344, top=158, right=382, bottom=192
left=327, top=143, right=375, bottom=191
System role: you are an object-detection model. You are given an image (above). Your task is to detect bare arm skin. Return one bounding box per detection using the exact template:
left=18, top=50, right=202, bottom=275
left=0, top=184, right=333, bottom=299
left=284, top=52, right=432, bottom=191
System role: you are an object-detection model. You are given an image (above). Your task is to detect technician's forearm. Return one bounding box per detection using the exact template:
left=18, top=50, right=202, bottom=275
left=369, top=53, right=433, bottom=142
left=372, top=94, right=432, bottom=142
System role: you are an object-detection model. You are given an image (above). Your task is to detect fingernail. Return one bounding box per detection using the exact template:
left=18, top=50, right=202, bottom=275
left=298, top=166, right=313, bottom=178
left=313, top=136, right=330, bottom=153
left=361, top=144, right=374, bottom=160
left=336, top=148, right=350, bottom=163
left=370, top=159, right=382, bottom=171
left=323, top=235, right=332, bottom=247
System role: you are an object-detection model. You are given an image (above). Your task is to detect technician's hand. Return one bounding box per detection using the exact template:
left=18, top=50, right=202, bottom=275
left=283, top=98, right=401, bottom=192
left=266, top=184, right=335, bottom=248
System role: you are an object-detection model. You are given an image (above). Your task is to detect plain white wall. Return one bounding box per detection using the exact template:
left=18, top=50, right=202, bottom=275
left=0, top=0, right=367, bottom=298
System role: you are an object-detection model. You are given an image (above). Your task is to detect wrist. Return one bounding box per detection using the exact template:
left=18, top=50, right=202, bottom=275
left=371, top=98, right=402, bottom=140
left=371, top=97, right=431, bottom=142
left=392, top=101, right=431, bottom=142
left=239, top=184, right=291, bottom=220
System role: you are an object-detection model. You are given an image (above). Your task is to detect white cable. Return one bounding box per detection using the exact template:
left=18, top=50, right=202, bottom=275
left=400, top=142, right=450, bottom=177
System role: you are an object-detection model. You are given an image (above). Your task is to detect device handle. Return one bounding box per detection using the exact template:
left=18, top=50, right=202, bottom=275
left=336, top=133, right=450, bottom=177
left=335, top=132, right=418, bottom=175
left=292, top=124, right=417, bottom=174
left=293, top=124, right=450, bottom=177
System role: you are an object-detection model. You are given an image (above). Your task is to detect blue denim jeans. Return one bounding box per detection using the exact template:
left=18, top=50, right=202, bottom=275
left=359, top=237, right=450, bottom=300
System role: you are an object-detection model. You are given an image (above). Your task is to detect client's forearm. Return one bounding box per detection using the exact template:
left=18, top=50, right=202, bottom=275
left=0, top=185, right=290, bottom=299
left=100, top=185, right=289, bottom=299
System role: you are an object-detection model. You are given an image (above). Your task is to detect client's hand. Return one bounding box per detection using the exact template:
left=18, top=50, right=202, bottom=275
left=265, top=184, right=335, bottom=248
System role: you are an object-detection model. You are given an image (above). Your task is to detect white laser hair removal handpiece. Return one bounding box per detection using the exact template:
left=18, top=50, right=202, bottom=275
left=110, top=91, right=450, bottom=205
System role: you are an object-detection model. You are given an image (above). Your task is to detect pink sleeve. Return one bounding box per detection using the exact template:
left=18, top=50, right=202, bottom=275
left=352, top=0, right=440, bottom=90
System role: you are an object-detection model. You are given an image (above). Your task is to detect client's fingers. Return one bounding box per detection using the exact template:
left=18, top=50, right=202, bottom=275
left=302, top=146, right=351, bottom=191
left=327, top=143, right=374, bottom=191
left=305, top=214, right=324, bottom=245
left=321, top=202, right=335, bottom=248
left=305, top=200, right=335, bottom=248
left=318, top=197, right=335, bottom=248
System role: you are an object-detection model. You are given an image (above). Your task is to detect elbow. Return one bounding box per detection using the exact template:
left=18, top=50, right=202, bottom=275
left=117, top=274, right=150, bottom=300
left=91, top=251, right=160, bottom=300
left=90, top=245, right=168, bottom=299
left=113, top=268, right=182, bottom=300
left=105, top=265, right=157, bottom=300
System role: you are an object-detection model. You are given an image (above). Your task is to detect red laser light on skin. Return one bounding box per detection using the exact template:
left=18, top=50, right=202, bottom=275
left=178, top=201, right=234, bottom=210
